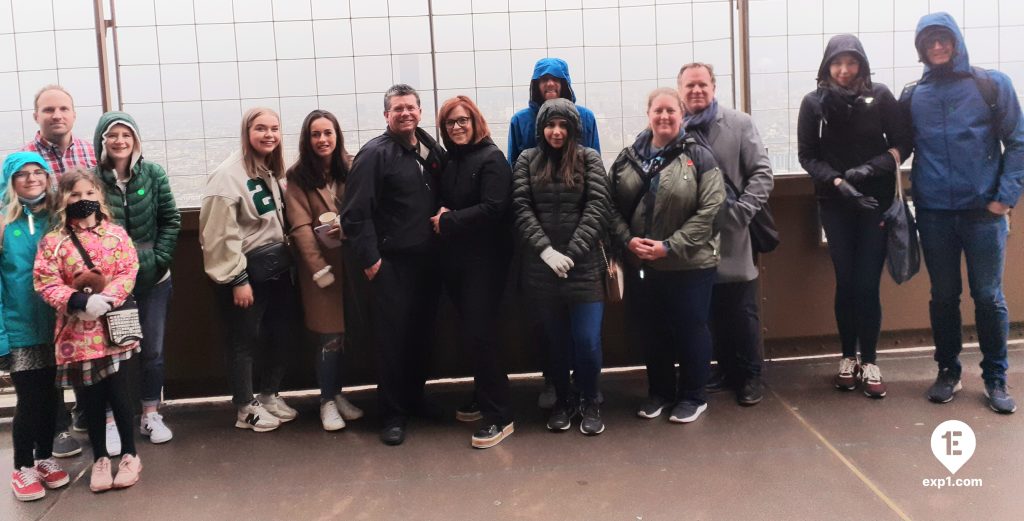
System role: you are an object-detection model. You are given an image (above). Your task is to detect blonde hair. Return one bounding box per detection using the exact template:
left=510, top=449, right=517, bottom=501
left=52, top=169, right=112, bottom=232
left=240, top=107, right=285, bottom=179
left=1, top=166, right=57, bottom=228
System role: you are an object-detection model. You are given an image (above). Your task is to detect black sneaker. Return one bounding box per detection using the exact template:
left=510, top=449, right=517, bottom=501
left=380, top=418, right=407, bottom=446
left=546, top=401, right=577, bottom=432
left=636, top=396, right=671, bottom=419
left=52, top=431, right=82, bottom=458
left=471, top=422, right=514, bottom=449
left=72, top=409, right=87, bottom=433
left=455, top=401, right=482, bottom=422
left=669, top=400, right=708, bottom=423
left=705, top=368, right=732, bottom=393
left=984, top=381, right=1017, bottom=414
left=927, top=368, right=962, bottom=403
left=579, top=400, right=605, bottom=435
left=738, top=376, right=764, bottom=406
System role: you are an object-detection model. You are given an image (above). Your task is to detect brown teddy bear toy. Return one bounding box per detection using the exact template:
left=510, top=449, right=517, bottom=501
left=70, top=268, right=108, bottom=295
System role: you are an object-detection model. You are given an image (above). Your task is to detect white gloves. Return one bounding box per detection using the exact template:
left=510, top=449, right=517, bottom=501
left=313, top=266, right=335, bottom=288
left=540, top=246, right=574, bottom=278
left=78, top=295, right=116, bottom=321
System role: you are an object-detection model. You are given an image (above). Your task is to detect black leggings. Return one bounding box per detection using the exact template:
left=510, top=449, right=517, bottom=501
left=11, top=367, right=59, bottom=468
left=75, top=370, right=136, bottom=461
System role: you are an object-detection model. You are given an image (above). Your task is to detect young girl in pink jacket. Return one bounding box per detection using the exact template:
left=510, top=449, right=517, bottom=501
left=33, top=168, right=141, bottom=493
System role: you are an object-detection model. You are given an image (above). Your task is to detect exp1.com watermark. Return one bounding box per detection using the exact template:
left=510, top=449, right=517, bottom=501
left=925, top=420, right=983, bottom=488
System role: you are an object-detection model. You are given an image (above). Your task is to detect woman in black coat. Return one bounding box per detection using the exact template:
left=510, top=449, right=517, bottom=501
left=432, top=96, right=514, bottom=449
left=797, top=34, right=912, bottom=399
left=512, top=98, right=610, bottom=436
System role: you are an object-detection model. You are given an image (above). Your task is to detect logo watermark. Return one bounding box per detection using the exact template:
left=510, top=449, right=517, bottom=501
left=924, top=420, right=983, bottom=488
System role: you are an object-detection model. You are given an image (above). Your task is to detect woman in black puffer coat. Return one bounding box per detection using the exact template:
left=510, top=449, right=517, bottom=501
left=432, top=96, right=514, bottom=449
left=512, top=98, right=610, bottom=436
left=797, top=34, right=912, bottom=399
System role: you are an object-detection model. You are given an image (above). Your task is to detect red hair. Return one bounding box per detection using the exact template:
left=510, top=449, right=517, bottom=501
left=437, top=96, right=491, bottom=147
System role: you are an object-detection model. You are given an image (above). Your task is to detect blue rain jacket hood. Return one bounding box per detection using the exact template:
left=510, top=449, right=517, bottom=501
left=508, top=58, right=601, bottom=166
left=1, top=151, right=53, bottom=202
left=903, top=12, right=1024, bottom=210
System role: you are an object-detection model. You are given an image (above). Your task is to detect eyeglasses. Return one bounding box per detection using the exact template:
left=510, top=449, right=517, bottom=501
left=444, top=117, right=471, bottom=129
left=921, top=34, right=953, bottom=48
left=12, top=169, right=47, bottom=180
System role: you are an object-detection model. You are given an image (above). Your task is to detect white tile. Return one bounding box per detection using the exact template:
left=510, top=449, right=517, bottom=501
left=750, top=36, right=788, bottom=74
left=435, top=52, right=477, bottom=89
left=0, top=110, right=26, bottom=148
left=158, top=26, right=199, bottom=64
left=655, top=4, right=693, bottom=45
left=316, top=94, right=359, bottom=134
left=0, top=36, right=14, bottom=73
left=585, top=47, right=622, bottom=82
left=511, top=48, right=548, bottom=87
left=161, top=64, right=201, bottom=102
left=584, top=82, right=622, bottom=118
left=999, top=26, right=1024, bottom=61
left=351, top=18, right=391, bottom=55
left=509, top=12, right=546, bottom=49
left=272, top=0, right=312, bottom=21
left=194, top=0, right=233, bottom=24
left=278, top=59, right=318, bottom=97
left=311, top=0, right=350, bottom=19
left=162, top=102, right=204, bottom=139
left=238, top=61, right=279, bottom=98
left=1002, top=0, right=1024, bottom=25
left=353, top=55, right=393, bottom=92
left=234, top=0, right=274, bottom=22
left=693, top=39, right=731, bottom=75
left=474, top=50, right=513, bottom=87
left=472, top=0, right=508, bottom=13
left=11, top=0, right=53, bottom=32
left=823, top=0, right=858, bottom=34
left=56, top=68, right=101, bottom=106
left=583, top=0, right=617, bottom=7
left=392, top=53, right=434, bottom=89
left=196, top=25, right=238, bottom=62
left=0, top=72, right=20, bottom=110
left=750, top=73, right=789, bottom=110
left=202, top=100, right=242, bottom=138
left=788, top=71, right=816, bottom=108
left=275, top=21, right=315, bottom=60
left=553, top=47, right=586, bottom=83
left=279, top=96, right=321, bottom=135
left=928, top=0, right=964, bottom=24
left=389, top=0, right=430, bottom=16
left=316, top=57, right=356, bottom=95
left=473, top=13, right=512, bottom=51
left=964, top=0, right=999, bottom=27
left=389, top=17, right=431, bottom=54
left=15, top=32, right=56, bottom=71
left=434, top=15, right=475, bottom=52
left=620, top=79, right=659, bottom=119
left=547, top=0, right=582, bottom=9
left=122, top=102, right=165, bottom=139
left=432, top=0, right=472, bottom=15
left=893, top=30, right=920, bottom=67
left=787, top=0, right=823, bottom=35
left=473, top=85, right=514, bottom=127
left=583, top=9, right=619, bottom=47
left=235, top=23, right=278, bottom=61
left=313, top=19, right=353, bottom=57
left=509, top=0, right=545, bottom=11
left=356, top=92, right=387, bottom=129
left=858, top=32, right=894, bottom=70
left=692, top=1, right=731, bottom=41
left=893, top=0, right=928, bottom=32
left=55, top=30, right=98, bottom=68
left=858, top=0, right=894, bottom=33
left=546, top=10, right=583, bottom=48
left=657, top=43, right=694, bottom=79
left=155, top=0, right=194, bottom=24
left=619, top=6, right=656, bottom=46
left=52, top=0, right=95, bottom=30
left=0, top=2, right=12, bottom=33
left=620, top=46, right=658, bottom=81
left=788, top=34, right=823, bottom=73
left=749, top=0, right=787, bottom=37
left=200, top=62, right=240, bottom=100
left=349, top=0, right=387, bottom=17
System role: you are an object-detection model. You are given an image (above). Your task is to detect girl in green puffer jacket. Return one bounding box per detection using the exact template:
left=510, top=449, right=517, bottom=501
left=94, top=111, right=181, bottom=444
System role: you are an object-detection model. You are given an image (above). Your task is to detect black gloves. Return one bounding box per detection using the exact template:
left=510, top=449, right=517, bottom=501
left=835, top=179, right=878, bottom=210
left=843, top=164, right=876, bottom=184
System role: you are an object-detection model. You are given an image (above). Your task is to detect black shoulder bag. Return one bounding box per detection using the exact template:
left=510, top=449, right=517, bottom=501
left=67, top=229, right=144, bottom=346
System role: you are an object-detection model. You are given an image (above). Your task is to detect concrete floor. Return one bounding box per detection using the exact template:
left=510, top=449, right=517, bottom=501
left=2, top=347, right=1022, bottom=521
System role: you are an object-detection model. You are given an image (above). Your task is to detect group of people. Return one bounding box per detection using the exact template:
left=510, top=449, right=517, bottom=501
left=1, top=12, right=1020, bottom=502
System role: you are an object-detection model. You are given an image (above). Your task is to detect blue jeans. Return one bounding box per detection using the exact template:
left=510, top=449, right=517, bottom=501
left=537, top=301, right=604, bottom=402
left=138, top=277, right=173, bottom=407
left=916, top=209, right=1010, bottom=384
left=315, top=333, right=343, bottom=403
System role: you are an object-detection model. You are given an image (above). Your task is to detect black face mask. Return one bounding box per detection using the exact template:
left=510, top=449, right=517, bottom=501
left=66, top=199, right=100, bottom=220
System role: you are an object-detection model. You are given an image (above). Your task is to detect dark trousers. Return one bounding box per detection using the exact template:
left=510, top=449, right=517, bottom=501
left=11, top=366, right=59, bottom=468
left=75, top=370, right=136, bottom=461
left=370, top=253, right=442, bottom=422
left=216, top=275, right=298, bottom=406
left=627, top=267, right=716, bottom=404
left=710, top=279, right=764, bottom=380
left=138, top=277, right=173, bottom=407
left=442, top=256, right=513, bottom=425
left=536, top=300, right=604, bottom=402
left=315, top=332, right=344, bottom=402
left=819, top=200, right=887, bottom=364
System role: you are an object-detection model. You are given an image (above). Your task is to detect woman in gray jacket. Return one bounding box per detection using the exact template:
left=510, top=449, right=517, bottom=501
left=608, top=88, right=725, bottom=424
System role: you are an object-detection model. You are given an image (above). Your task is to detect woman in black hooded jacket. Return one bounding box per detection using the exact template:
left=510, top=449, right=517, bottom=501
left=512, top=98, right=611, bottom=436
left=797, top=34, right=912, bottom=399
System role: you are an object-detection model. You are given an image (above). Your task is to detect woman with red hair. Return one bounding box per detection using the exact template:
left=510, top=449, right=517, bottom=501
left=431, top=96, right=514, bottom=448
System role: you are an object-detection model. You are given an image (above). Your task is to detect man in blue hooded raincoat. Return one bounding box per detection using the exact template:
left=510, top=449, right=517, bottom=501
left=507, top=57, right=600, bottom=166
left=902, top=12, right=1024, bottom=414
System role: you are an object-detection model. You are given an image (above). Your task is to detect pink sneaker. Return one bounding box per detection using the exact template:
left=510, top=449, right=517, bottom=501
left=90, top=457, right=113, bottom=493
left=11, top=468, right=45, bottom=501
left=33, top=458, right=70, bottom=488
left=112, top=454, right=142, bottom=489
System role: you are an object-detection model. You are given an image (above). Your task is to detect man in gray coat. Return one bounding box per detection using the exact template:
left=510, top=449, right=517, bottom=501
left=678, top=63, right=774, bottom=405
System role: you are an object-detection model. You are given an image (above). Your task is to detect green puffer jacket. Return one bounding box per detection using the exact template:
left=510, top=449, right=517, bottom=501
left=608, top=130, right=725, bottom=271
left=94, top=111, right=181, bottom=296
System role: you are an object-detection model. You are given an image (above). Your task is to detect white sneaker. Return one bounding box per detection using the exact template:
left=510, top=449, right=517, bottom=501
left=139, top=412, right=173, bottom=444
left=320, top=401, right=346, bottom=431
left=105, top=421, right=121, bottom=456
left=235, top=400, right=281, bottom=432
left=333, top=393, right=364, bottom=420
left=257, top=393, right=298, bottom=422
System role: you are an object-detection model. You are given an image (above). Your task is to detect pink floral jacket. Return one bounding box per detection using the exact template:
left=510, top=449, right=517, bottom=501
left=33, top=220, right=139, bottom=365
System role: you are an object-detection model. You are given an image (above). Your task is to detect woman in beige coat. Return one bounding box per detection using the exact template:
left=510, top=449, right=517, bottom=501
left=284, top=110, right=363, bottom=431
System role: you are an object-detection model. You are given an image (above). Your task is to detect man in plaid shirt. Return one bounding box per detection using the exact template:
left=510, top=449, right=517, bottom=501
left=20, top=85, right=96, bottom=175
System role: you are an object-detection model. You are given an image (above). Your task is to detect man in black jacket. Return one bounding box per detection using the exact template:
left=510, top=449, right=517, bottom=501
left=341, top=84, right=447, bottom=445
